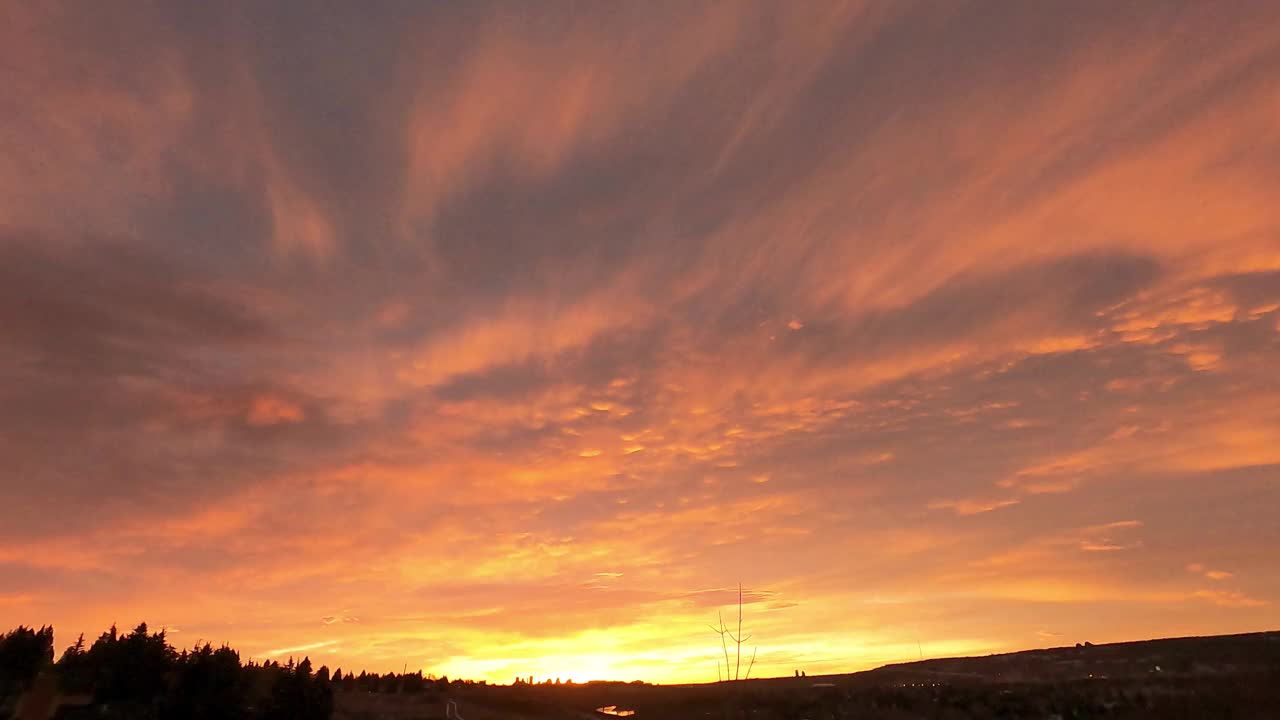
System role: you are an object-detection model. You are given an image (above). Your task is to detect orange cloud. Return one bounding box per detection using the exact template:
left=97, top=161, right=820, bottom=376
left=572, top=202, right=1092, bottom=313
left=4, top=2, right=1280, bottom=684
left=247, top=395, right=305, bottom=426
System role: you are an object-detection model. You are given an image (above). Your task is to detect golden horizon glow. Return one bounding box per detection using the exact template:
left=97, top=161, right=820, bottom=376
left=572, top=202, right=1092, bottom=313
left=2, top=1, right=1278, bottom=684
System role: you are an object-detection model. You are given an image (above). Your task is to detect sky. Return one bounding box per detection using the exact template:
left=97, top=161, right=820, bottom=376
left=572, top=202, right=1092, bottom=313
left=2, top=0, right=1279, bottom=685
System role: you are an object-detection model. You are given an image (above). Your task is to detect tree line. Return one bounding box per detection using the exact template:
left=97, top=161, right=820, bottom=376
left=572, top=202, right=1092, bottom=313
left=0, top=623, right=460, bottom=719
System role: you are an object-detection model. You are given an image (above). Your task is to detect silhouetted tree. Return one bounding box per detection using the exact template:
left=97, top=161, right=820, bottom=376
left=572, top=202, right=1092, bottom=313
left=87, top=622, right=175, bottom=716
left=57, top=632, right=94, bottom=694
left=0, top=625, right=54, bottom=704
left=260, top=655, right=331, bottom=720
left=0, top=621, right=343, bottom=720
left=162, top=643, right=243, bottom=720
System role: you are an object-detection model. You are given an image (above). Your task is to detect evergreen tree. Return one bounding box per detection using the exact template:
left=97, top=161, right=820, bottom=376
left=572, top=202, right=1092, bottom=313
left=261, top=655, right=332, bottom=720
left=161, top=643, right=243, bottom=720
left=14, top=621, right=340, bottom=719
left=0, top=625, right=54, bottom=704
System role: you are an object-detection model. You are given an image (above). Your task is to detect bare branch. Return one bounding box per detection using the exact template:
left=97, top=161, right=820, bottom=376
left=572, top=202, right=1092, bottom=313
left=711, top=581, right=762, bottom=683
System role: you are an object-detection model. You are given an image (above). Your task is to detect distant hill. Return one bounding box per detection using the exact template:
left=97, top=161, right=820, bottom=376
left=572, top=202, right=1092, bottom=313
left=689, top=630, right=1280, bottom=690
left=859, top=630, right=1280, bottom=685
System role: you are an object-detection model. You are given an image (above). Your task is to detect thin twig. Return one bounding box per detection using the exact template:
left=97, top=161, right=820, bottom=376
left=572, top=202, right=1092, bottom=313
left=735, top=583, right=743, bottom=681
left=718, top=612, right=731, bottom=681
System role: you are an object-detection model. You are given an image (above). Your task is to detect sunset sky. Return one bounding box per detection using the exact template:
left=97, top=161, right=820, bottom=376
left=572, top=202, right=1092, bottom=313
left=2, top=1, right=1279, bottom=684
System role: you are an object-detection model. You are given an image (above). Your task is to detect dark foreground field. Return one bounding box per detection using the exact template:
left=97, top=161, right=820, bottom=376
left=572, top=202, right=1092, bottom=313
left=335, top=631, right=1280, bottom=720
